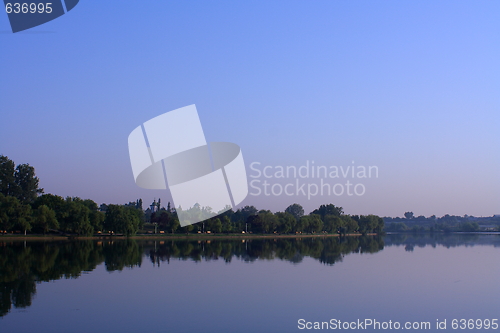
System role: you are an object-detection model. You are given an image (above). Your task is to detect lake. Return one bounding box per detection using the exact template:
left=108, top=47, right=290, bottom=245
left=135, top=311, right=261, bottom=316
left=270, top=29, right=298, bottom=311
left=1, top=234, right=499, bottom=332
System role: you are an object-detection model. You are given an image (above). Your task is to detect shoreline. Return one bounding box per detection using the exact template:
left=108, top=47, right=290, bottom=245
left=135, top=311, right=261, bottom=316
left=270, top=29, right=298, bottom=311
left=0, top=231, right=500, bottom=242
left=2, top=231, right=497, bottom=242
left=0, top=232, right=378, bottom=242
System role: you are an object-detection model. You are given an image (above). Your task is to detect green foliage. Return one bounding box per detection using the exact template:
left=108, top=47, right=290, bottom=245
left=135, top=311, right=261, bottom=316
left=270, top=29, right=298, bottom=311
left=285, top=203, right=304, bottom=221
left=457, top=222, right=479, bottom=232
left=340, top=215, right=358, bottom=234
left=89, top=210, right=105, bottom=232
left=312, top=204, right=343, bottom=220
left=354, top=215, right=382, bottom=235
left=404, top=211, right=414, bottom=219
left=386, top=222, right=408, bottom=232
left=247, top=214, right=262, bottom=233
left=3, top=156, right=388, bottom=236
left=306, top=214, right=323, bottom=233
left=323, top=214, right=342, bottom=233
left=275, top=212, right=296, bottom=234
left=33, top=205, right=58, bottom=234
left=0, top=156, right=43, bottom=203
left=258, top=211, right=279, bottom=234
left=0, top=156, right=16, bottom=197
left=209, top=217, right=222, bottom=233
left=64, top=199, right=93, bottom=236
left=104, top=205, right=140, bottom=236
left=33, top=194, right=67, bottom=222
left=0, top=193, right=32, bottom=233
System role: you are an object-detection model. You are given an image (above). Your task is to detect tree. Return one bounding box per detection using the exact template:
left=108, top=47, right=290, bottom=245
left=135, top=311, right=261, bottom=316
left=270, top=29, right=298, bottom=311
left=210, top=218, right=222, bottom=233
left=258, top=211, right=278, bottom=234
left=458, top=222, right=479, bottom=232
left=312, top=204, right=343, bottom=221
left=33, top=205, right=58, bottom=234
left=340, top=215, right=358, bottom=234
left=323, top=214, right=342, bottom=233
left=33, top=194, right=67, bottom=226
left=221, top=216, right=233, bottom=233
left=0, top=155, right=16, bottom=197
left=104, top=205, right=140, bottom=236
left=64, top=200, right=93, bottom=235
left=307, top=214, right=323, bottom=233
left=247, top=214, right=262, bottom=233
left=181, top=223, right=194, bottom=234
left=276, top=212, right=295, bottom=234
left=404, top=211, right=414, bottom=219
left=125, top=205, right=144, bottom=230
left=373, top=216, right=384, bottom=233
left=0, top=194, right=32, bottom=234
left=89, top=210, right=105, bottom=232
left=167, top=214, right=180, bottom=234
left=285, top=204, right=304, bottom=221
left=355, top=214, right=382, bottom=235
left=0, top=156, right=43, bottom=203
left=296, top=215, right=309, bottom=233
left=233, top=206, right=258, bottom=232
left=387, top=222, right=408, bottom=232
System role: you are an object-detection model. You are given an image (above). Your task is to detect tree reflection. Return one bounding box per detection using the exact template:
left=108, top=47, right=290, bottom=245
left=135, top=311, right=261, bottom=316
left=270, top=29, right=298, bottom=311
left=385, top=233, right=500, bottom=249
left=147, top=236, right=385, bottom=266
left=0, top=236, right=387, bottom=317
left=0, top=240, right=143, bottom=317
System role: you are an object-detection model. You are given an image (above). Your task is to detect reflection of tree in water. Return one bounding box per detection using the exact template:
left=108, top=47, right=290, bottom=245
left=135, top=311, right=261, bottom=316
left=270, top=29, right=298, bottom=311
left=0, top=236, right=387, bottom=317
left=147, top=236, right=385, bottom=267
left=0, top=240, right=143, bottom=317
left=385, top=233, right=500, bottom=249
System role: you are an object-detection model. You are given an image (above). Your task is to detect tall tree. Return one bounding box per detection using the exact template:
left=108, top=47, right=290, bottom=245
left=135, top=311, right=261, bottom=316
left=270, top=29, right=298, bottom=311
left=312, top=204, right=343, bottom=221
left=0, top=155, right=16, bottom=197
left=404, top=211, right=414, bottom=219
left=14, top=163, right=43, bottom=203
left=0, top=156, right=43, bottom=203
left=285, top=203, right=304, bottom=221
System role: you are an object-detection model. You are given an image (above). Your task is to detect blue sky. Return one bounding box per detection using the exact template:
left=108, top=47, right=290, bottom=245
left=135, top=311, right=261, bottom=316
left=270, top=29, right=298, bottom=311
left=1, top=1, right=498, bottom=217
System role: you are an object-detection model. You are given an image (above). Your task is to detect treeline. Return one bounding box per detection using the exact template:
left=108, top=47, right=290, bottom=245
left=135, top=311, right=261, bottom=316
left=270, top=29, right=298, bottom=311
left=150, top=203, right=384, bottom=236
left=0, top=155, right=143, bottom=236
left=0, top=155, right=384, bottom=236
left=384, top=211, right=500, bottom=233
left=0, top=192, right=144, bottom=236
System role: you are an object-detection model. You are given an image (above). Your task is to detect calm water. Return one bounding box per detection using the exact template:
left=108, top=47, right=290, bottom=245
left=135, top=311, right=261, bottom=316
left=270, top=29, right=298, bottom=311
left=0, top=234, right=499, bottom=332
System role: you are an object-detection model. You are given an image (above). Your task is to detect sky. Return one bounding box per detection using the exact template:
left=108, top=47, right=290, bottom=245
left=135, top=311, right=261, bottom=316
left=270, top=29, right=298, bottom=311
left=1, top=1, right=498, bottom=217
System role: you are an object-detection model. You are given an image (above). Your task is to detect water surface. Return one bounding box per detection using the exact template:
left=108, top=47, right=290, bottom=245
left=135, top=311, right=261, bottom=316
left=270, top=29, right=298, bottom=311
left=0, top=234, right=498, bottom=332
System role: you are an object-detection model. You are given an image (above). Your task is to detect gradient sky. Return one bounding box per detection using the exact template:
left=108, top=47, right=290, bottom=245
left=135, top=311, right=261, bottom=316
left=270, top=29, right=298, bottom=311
left=1, top=1, right=498, bottom=217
